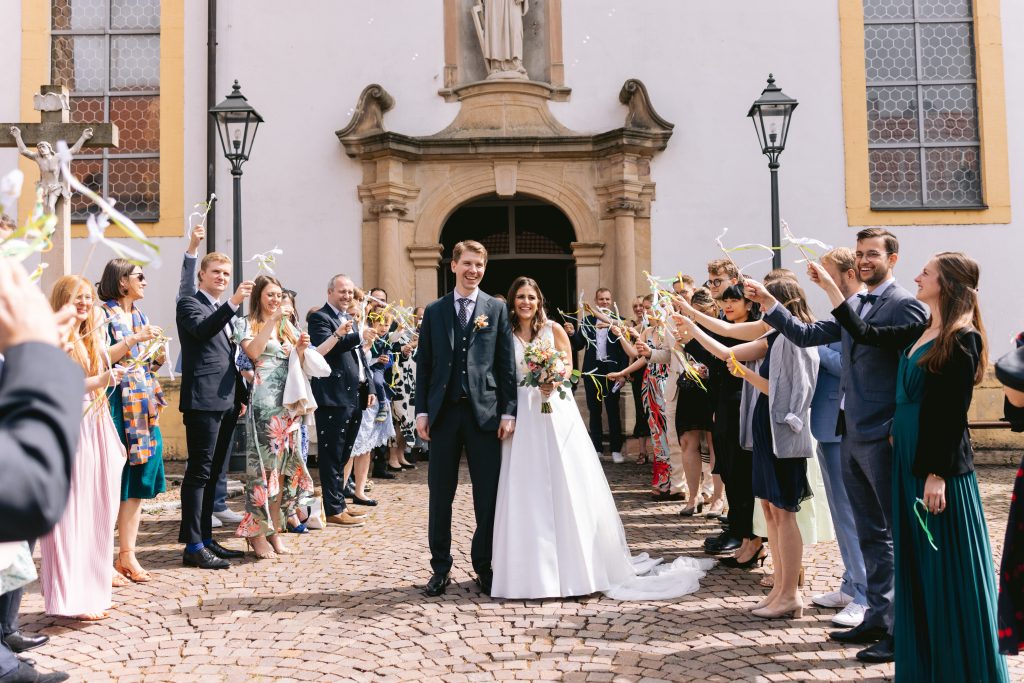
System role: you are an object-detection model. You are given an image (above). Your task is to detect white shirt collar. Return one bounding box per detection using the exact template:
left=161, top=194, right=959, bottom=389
left=454, top=288, right=480, bottom=304
left=327, top=302, right=344, bottom=318
left=198, top=289, right=220, bottom=306
left=868, top=277, right=896, bottom=298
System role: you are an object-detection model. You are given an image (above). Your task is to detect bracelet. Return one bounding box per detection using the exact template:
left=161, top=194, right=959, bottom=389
left=332, top=331, right=342, bottom=340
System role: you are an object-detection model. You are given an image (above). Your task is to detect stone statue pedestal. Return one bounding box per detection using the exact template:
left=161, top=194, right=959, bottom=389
left=434, top=80, right=572, bottom=138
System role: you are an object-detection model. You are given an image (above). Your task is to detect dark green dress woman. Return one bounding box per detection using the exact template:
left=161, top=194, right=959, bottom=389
left=833, top=303, right=1007, bottom=682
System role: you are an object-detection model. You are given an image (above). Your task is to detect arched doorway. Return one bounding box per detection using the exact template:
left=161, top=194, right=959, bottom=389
left=439, top=196, right=576, bottom=319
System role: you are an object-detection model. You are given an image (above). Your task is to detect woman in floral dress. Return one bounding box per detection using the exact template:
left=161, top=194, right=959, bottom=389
left=233, top=275, right=317, bottom=558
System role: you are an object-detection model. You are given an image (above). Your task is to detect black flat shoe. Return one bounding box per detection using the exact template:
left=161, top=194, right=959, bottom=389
left=474, top=572, right=493, bottom=596
left=182, top=547, right=230, bottom=570
left=1, top=659, right=69, bottom=683
left=4, top=631, right=48, bottom=653
left=400, top=463, right=416, bottom=470
left=829, top=623, right=887, bottom=644
left=856, top=636, right=895, bottom=663
left=352, top=496, right=378, bottom=506
left=374, top=470, right=397, bottom=480
left=386, top=464, right=404, bottom=472
left=424, top=572, right=451, bottom=597
left=206, top=540, right=244, bottom=560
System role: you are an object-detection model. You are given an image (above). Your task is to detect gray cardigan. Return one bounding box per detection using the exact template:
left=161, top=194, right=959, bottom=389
left=767, top=333, right=819, bottom=459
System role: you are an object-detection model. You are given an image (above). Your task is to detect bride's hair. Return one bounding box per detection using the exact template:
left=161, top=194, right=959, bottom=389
left=507, top=276, right=548, bottom=339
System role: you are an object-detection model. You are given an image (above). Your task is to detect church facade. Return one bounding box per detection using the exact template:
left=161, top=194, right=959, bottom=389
left=1, top=0, right=1023, bottom=360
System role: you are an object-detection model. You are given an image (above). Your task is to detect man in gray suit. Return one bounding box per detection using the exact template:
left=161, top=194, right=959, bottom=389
left=748, top=228, right=927, bottom=664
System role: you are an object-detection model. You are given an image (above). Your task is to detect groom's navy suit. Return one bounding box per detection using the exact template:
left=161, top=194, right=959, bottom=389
left=415, top=290, right=517, bottom=577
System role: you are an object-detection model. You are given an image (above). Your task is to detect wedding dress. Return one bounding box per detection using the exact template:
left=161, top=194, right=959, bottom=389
left=491, top=321, right=715, bottom=600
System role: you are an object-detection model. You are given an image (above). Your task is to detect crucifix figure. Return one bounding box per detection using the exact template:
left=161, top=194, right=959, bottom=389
left=0, top=85, right=118, bottom=292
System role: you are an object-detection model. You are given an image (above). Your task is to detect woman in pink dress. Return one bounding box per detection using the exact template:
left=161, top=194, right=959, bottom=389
left=40, top=276, right=127, bottom=620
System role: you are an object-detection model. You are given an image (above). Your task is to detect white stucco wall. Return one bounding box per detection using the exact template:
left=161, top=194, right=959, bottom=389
left=4, top=0, right=1022, bottom=358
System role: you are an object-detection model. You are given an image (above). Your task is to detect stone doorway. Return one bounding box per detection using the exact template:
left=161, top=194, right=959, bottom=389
left=438, top=196, right=576, bottom=317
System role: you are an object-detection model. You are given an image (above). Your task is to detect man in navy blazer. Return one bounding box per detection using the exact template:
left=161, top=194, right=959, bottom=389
left=753, top=228, right=927, bottom=664
left=176, top=253, right=252, bottom=569
left=308, top=274, right=375, bottom=527
left=566, top=288, right=628, bottom=462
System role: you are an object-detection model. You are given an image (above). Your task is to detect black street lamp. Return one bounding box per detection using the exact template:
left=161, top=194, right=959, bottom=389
left=210, top=80, right=264, bottom=289
left=747, top=74, right=798, bottom=270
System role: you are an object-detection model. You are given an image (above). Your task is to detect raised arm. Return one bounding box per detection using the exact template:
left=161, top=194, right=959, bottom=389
left=675, top=296, right=770, bottom=341
left=831, top=301, right=926, bottom=351
left=9, top=127, right=36, bottom=159
left=68, top=127, right=94, bottom=155
left=677, top=314, right=768, bottom=363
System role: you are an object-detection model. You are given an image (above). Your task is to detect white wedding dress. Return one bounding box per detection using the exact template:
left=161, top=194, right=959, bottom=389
left=491, top=321, right=716, bottom=600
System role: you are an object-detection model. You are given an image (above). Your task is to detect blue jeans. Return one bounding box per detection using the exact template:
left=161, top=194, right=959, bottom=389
left=817, top=441, right=868, bottom=605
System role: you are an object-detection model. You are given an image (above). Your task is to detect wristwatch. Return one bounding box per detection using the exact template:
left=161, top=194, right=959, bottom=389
left=332, top=331, right=343, bottom=340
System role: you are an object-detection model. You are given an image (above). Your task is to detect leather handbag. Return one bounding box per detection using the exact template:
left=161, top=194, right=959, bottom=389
left=995, top=335, right=1024, bottom=392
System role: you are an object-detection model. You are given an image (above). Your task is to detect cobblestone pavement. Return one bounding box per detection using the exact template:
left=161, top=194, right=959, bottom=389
left=18, top=459, right=1024, bottom=682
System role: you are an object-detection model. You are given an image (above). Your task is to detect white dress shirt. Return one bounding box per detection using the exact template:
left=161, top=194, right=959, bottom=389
left=197, top=288, right=238, bottom=340
left=328, top=302, right=365, bottom=382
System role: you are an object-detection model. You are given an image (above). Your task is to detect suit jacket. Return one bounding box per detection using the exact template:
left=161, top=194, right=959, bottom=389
left=832, top=303, right=979, bottom=479
left=308, top=304, right=370, bottom=411
left=176, top=290, right=243, bottom=412
left=414, top=291, right=517, bottom=431
left=810, top=339, right=843, bottom=444
left=569, top=315, right=628, bottom=374
left=0, top=343, right=84, bottom=542
left=763, top=283, right=927, bottom=441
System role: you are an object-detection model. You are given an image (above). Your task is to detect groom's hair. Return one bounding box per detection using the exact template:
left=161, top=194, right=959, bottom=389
left=452, top=240, right=488, bottom=264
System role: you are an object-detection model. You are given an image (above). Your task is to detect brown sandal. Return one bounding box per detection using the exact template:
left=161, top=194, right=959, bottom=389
left=111, top=571, right=130, bottom=588
left=636, top=453, right=649, bottom=465
left=114, top=551, right=151, bottom=583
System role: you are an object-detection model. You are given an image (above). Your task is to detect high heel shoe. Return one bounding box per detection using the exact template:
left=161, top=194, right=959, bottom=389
left=679, top=499, right=704, bottom=517
left=114, top=551, right=151, bottom=583
left=751, top=602, right=804, bottom=620
left=719, top=547, right=767, bottom=569
left=245, top=537, right=277, bottom=560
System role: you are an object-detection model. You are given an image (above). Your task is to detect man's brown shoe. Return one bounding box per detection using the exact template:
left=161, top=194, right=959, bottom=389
left=325, top=513, right=365, bottom=526
left=345, top=507, right=368, bottom=517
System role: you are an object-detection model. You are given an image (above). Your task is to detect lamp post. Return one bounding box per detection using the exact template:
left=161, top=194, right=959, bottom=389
left=210, top=80, right=264, bottom=289
left=747, top=74, right=798, bottom=270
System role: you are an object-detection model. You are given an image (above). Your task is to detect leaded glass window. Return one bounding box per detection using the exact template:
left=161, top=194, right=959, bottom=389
left=863, top=0, right=982, bottom=208
left=51, top=0, right=160, bottom=221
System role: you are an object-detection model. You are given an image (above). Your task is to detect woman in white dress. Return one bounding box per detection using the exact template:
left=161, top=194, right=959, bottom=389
left=491, top=276, right=715, bottom=600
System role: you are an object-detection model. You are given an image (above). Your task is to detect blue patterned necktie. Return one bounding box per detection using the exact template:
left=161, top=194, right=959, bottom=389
left=458, top=297, right=471, bottom=328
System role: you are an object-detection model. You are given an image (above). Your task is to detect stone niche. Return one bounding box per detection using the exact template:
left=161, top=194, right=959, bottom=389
left=336, top=78, right=674, bottom=309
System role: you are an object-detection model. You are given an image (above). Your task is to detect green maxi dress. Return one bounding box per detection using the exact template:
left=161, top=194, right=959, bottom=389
left=892, top=341, right=1007, bottom=682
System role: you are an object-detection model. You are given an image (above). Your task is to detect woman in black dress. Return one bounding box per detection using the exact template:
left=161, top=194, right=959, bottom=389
left=998, top=331, right=1024, bottom=655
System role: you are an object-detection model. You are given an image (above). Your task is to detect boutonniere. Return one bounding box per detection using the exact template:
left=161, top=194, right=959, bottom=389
left=474, top=314, right=489, bottom=330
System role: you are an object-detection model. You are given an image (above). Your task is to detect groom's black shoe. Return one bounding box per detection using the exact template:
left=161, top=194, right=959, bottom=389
left=474, top=571, right=493, bottom=596
left=424, top=572, right=451, bottom=597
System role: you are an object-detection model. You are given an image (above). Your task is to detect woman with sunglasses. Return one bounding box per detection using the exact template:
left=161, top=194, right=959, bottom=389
left=98, top=259, right=166, bottom=584
left=805, top=253, right=1007, bottom=682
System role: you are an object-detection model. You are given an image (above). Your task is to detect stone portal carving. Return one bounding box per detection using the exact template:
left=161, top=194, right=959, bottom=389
left=472, top=0, right=530, bottom=80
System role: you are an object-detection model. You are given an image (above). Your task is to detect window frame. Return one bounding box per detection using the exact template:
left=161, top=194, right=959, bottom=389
left=838, top=0, right=1011, bottom=226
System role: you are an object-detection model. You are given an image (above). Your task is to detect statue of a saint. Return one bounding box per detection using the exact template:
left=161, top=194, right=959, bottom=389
left=472, top=0, right=530, bottom=80
left=10, top=126, right=92, bottom=215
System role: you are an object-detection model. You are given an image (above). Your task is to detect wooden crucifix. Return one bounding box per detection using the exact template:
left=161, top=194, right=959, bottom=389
left=0, top=84, right=118, bottom=293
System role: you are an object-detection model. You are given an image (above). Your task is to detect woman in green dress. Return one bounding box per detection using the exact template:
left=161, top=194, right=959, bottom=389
left=98, top=258, right=167, bottom=584
left=807, top=252, right=1007, bottom=682
left=233, top=275, right=317, bottom=559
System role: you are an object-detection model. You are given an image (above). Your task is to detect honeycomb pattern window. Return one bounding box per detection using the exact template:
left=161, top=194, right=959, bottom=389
left=51, top=0, right=160, bottom=221
left=863, top=0, right=982, bottom=209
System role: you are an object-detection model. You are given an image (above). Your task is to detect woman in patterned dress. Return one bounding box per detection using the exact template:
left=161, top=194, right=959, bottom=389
left=233, top=275, right=317, bottom=559
left=98, top=259, right=166, bottom=584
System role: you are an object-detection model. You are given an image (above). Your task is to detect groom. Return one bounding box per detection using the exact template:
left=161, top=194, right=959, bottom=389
left=415, top=240, right=517, bottom=597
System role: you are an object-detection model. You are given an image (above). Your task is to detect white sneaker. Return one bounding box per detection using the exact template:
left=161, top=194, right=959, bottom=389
left=211, top=515, right=223, bottom=528
left=213, top=508, right=244, bottom=524
left=831, top=601, right=867, bottom=628
left=811, top=589, right=854, bottom=609
left=611, top=451, right=624, bottom=464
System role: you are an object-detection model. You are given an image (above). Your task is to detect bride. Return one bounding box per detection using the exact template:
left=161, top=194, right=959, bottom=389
left=491, top=276, right=716, bottom=600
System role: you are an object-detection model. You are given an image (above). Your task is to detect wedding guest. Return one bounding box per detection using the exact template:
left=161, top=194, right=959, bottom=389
left=998, top=332, right=1024, bottom=655
left=753, top=228, right=927, bottom=664
left=807, top=252, right=1008, bottom=681
left=346, top=312, right=398, bottom=506
left=677, top=276, right=819, bottom=618
left=704, top=259, right=739, bottom=302
left=0, top=257, right=83, bottom=683
left=176, top=226, right=245, bottom=530
left=40, top=276, right=126, bottom=621
left=567, top=288, right=628, bottom=463
left=608, top=313, right=674, bottom=499
left=99, top=259, right=166, bottom=584
left=625, top=297, right=651, bottom=465
left=176, top=252, right=250, bottom=570
left=308, top=275, right=372, bottom=527
left=233, top=276, right=317, bottom=558
left=387, top=314, right=418, bottom=470
left=672, top=275, right=696, bottom=305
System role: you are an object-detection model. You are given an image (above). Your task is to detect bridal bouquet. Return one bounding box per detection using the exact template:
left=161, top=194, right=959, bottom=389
left=520, top=339, right=580, bottom=414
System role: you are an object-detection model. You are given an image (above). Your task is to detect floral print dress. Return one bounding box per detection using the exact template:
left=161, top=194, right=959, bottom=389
left=232, top=318, right=316, bottom=538
left=642, top=331, right=671, bottom=493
